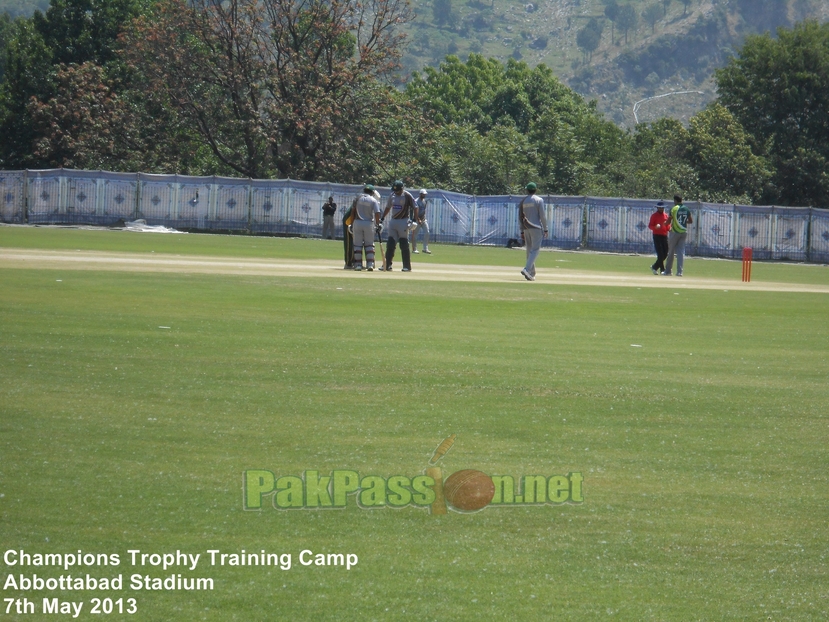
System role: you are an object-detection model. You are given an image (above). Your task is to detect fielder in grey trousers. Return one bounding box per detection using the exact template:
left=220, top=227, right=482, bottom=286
left=664, top=230, right=687, bottom=276
left=518, top=182, right=547, bottom=281
left=664, top=196, right=693, bottom=276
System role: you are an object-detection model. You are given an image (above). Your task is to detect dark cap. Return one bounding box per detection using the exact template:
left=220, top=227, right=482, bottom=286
left=526, top=182, right=537, bottom=191
left=393, top=180, right=404, bottom=190
left=656, top=201, right=665, bottom=209
left=364, top=184, right=374, bottom=193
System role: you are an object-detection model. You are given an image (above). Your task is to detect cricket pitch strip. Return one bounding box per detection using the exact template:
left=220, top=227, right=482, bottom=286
left=2, top=248, right=828, bottom=294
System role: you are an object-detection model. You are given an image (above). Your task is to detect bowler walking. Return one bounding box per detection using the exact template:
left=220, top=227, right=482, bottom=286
left=518, top=182, right=547, bottom=281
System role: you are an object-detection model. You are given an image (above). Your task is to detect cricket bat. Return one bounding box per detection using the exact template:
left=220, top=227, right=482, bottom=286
left=376, top=226, right=386, bottom=270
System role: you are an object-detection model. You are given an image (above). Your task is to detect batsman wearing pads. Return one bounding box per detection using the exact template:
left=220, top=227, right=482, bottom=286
left=381, top=180, right=417, bottom=272
left=350, top=185, right=382, bottom=271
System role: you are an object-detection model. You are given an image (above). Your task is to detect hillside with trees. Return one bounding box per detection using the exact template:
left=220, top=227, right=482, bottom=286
left=0, top=0, right=47, bottom=18
left=4, top=0, right=829, bottom=126
left=401, top=0, right=829, bottom=126
left=0, top=0, right=827, bottom=207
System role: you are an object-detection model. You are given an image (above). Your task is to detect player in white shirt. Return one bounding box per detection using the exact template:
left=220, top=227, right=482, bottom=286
left=411, top=189, right=431, bottom=254
left=351, top=185, right=382, bottom=271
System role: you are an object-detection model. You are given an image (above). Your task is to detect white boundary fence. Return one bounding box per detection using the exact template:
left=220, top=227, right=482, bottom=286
left=2, top=168, right=828, bottom=263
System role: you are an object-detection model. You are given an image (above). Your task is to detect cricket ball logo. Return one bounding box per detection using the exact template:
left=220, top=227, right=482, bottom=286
left=442, top=470, right=496, bottom=511
left=425, top=435, right=496, bottom=515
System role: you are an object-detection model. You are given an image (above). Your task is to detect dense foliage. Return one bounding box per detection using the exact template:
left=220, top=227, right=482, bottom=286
left=716, top=19, right=829, bottom=207
left=0, top=0, right=825, bottom=206
left=405, top=55, right=627, bottom=195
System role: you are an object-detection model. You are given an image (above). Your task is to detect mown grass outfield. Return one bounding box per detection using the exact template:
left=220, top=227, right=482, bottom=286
left=1, top=226, right=828, bottom=621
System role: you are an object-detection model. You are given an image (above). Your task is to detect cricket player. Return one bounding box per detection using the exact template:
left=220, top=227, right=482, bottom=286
left=381, top=180, right=417, bottom=272
left=518, top=182, right=547, bottom=281
left=342, top=202, right=354, bottom=269
left=663, top=194, right=693, bottom=277
left=351, top=185, right=382, bottom=271
left=411, top=189, right=431, bottom=254
left=321, top=196, right=337, bottom=239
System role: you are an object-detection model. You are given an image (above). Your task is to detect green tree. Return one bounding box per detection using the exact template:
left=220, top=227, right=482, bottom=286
left=27, top=61, right=121, bottom=168
left=616, top=4, right=637, bottom=44
left=604, top=0, right=619, bottom=44
left=643, top=3, right=661, bottom=34
left=0, top=0, right=50, bottom=19
left=423, top=123, right=538, bottom=194
left=0, top=0, right=148, bottom=168
left=0, top=12, right=14, bottom=82
left=600, top=104, right=773, bottom=204
left=406, top=54, right=505, bottom=130
left=432, top=0, right=454, bottom=27
left=735, top=0, right=789, bottom=33
left=716, top=20, right=829, bottom=206
left=122, top=0, right=414, bottom=181
left=0, top=19, right=53, bottom=167
left=599, top=118, right=693, bottom=199
left=576, top=17, right=603, bottom=62
left=406, top=55, right=626, bottom=194
left=684, top=103, right=772, bottom=203
left=24, top=59, right=212, bottom=174
left=529, top=107, right=594, bottom=195
left=488, top=81, right=533, bottom=132
left=33, top=0, right=145, bottom=66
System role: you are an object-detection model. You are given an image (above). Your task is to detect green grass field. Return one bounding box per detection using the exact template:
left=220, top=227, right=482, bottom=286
left=1, top=226, right=828, bottom=620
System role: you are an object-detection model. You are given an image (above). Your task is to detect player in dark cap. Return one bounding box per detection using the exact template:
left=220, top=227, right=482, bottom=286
left=518, top=182, right=547, bottom=281
left=648, top=200, right=670, bottom=275
left=381, top=180, right=417, bottom=272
